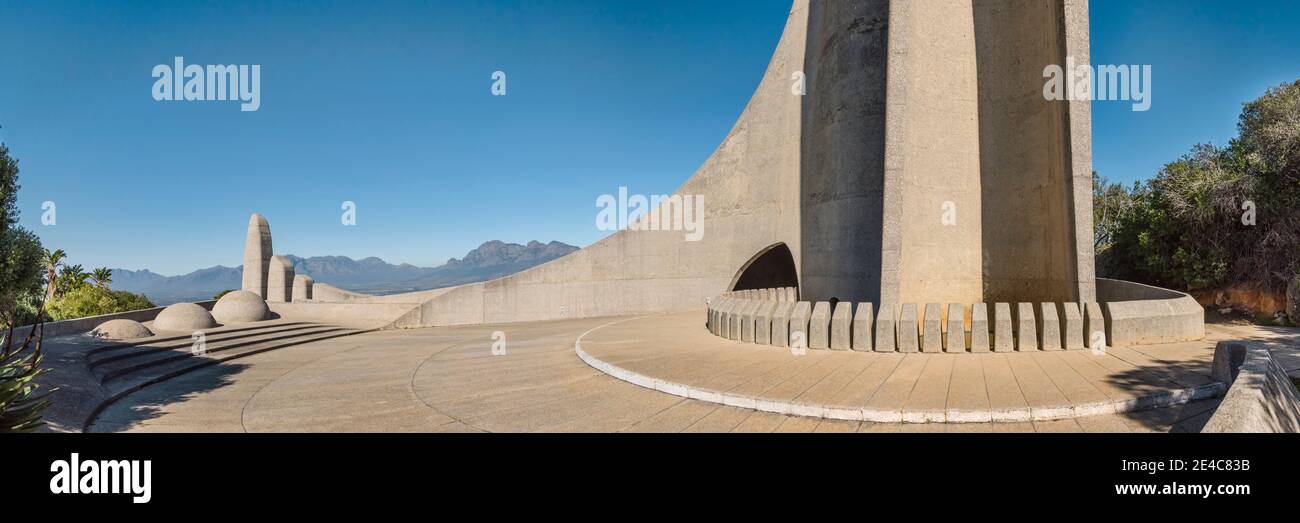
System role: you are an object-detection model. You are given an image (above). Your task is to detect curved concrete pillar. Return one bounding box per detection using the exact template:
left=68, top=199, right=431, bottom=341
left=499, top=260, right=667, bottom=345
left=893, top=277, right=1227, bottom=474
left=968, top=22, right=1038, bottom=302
left=293, top=275, right=314, bottom=302
left=241, top=213, right=273, bottom=298
left=267, top=255, right=295, bottom=303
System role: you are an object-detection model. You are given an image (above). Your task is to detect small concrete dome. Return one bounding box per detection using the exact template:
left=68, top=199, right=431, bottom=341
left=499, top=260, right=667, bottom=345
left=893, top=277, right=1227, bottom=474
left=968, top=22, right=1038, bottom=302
left=153, top=302, right=219, bottom=331
left=90, top=319, right=154, bottom=340
left=212, top=290, right=270, bottom=323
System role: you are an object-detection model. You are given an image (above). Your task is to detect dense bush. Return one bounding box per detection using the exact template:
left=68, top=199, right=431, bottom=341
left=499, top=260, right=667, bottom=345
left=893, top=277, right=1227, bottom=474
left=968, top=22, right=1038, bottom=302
left=1098, top=79, right=1300, bottom=294
left=45, top=286, right=155, bottom=322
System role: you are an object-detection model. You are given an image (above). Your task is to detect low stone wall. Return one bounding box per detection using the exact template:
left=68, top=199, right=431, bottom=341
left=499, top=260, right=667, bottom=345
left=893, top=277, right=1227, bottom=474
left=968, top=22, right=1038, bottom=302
left=709, top=279, right=1207, bottom=352
left=1202, top=341, right=1300, bottom=433
left=4, top=300, right=218, bottom=341
left=707, top=289, right=1104, bottom=353
left=1098, top=278, right=1205, bottom=346
left=266, top=301, right=423, bottom=330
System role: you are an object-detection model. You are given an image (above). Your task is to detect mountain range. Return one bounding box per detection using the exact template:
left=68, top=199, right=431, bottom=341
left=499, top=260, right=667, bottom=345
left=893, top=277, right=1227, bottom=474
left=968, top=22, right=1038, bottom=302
left=111, top=240, right=579, bottom=305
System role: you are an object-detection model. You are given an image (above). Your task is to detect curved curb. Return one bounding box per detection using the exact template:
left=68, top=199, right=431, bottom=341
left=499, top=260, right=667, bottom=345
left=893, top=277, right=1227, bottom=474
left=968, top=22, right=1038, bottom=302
left=575, top=318, right=1227, bottom=424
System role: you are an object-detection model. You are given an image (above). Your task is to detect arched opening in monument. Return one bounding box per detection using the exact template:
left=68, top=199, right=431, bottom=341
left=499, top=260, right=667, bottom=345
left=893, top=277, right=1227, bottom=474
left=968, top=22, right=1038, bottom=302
left=729, top=243, right=799, bottom=293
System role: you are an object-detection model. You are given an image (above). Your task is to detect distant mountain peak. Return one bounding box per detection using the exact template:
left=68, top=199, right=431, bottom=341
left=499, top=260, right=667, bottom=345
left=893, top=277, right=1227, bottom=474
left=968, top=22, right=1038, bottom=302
left=112, top=240, right=579, bottom=305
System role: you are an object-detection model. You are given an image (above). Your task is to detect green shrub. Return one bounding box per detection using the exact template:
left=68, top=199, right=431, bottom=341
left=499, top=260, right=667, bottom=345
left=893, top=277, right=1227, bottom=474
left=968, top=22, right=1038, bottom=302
left=213, top=289, right=235, bottom=300
left=45, top=286, right=155, bottom=322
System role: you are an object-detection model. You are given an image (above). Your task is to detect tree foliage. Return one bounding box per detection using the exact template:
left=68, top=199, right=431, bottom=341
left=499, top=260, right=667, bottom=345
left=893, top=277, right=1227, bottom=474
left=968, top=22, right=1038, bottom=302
left=1099, top=80, right=1300, bottom=292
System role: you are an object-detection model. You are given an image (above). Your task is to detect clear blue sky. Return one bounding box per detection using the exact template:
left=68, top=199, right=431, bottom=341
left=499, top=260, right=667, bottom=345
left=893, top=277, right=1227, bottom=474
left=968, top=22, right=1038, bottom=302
left=1, top=0, right=1297, bottom=275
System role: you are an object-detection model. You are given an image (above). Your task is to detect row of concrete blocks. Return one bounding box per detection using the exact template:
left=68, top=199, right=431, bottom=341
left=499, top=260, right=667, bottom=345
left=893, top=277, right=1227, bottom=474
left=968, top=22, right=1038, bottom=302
left=707, top=291, right=1107, bottom=353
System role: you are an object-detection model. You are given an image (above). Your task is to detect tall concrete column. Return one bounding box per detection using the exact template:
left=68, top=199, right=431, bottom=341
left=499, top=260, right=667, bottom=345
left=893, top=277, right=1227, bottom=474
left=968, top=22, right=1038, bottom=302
left=880, top=0, right=985, bottom=309
left=242, top=213, right=273, bottom=298
left=799, top=0, right=890, bottom=305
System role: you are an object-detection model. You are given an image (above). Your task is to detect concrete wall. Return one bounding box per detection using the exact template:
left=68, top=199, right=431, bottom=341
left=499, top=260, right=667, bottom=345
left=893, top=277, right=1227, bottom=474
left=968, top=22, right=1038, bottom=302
left=1097, top=278, right=1204, bottom=346
left=798, top=0, right=889, bottom=304
left=1203, top=341, right=1300, bottom=433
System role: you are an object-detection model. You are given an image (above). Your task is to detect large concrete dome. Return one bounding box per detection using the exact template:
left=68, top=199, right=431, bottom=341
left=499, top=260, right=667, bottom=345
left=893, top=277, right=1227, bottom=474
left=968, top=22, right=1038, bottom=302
left=212, top=290, right=270, bottom=323
left=153, top=302, right=219, bottom=331
left=90, top=319, right=154, bottom=340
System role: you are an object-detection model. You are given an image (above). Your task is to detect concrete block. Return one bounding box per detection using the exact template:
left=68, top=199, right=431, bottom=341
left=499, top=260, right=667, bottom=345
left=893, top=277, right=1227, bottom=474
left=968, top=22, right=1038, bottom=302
left=831, top=302, right=852, bottom=351
left=1061, top=302, right=1084, bottom=350
left=945, top=303, right=965, bottom=353
left=897, top=304, right=920, bottom=353
left=789, top=302, right=813, bottom=350
left=1084, top=302, right=1106, bottom=351
left=993, top=303, right=1014, bottom=352
left=1016, top=303, right=1038, bottom=351
left=874, top=305, right=896, bottom=352
left=266, top=255, right=294, bottom=303
left=809, top=302, right=832, bottom=349
left=713, top=298, right=728, bottom=336
left=1038, top=303, right=1062, bottom=351
left=754, top=301, right=778, bottom=345
left=970, top=303, right=990, bottom=353
left=852, top=302, right=874, bottom=352
left=785, top=287, right=797, bottom=302
left=740, top=301, right=760, bottom=342
left=771, top=302, right=795, bottom=348
left=728, top=301, right=745, bottom=340
left=921, top=303, right=943, bottom=353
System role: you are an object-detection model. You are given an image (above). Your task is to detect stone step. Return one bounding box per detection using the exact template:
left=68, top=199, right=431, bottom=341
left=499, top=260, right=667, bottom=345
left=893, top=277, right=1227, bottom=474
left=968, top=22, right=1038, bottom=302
left=88, top=323, right=331, bottom=368
left=96, top=326, right=362, bottom=386
left=86, top=321, right=315, bottom=359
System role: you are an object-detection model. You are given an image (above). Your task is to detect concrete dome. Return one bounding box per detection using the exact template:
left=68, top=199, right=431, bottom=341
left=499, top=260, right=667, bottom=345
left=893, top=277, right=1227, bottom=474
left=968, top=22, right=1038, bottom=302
left=90, top=319, right=154, bottom=340
left=212, top=290, right=270, bottom=323
left=153, top=302, right=219, bottom=331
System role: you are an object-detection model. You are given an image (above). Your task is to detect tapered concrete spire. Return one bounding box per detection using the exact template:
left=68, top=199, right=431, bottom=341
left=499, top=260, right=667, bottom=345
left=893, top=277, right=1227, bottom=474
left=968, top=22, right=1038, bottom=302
left=242, top=213, right=273, bottom=298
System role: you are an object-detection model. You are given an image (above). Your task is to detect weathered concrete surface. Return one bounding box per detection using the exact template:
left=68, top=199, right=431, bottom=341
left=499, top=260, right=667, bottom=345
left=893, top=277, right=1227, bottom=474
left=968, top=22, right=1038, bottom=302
left=852, top=302, right=874, bottom=352
left=1061, top=302, right=1084, bottom=350
left=740, top=301, right=761, bottom=343
left=809, top=302, right=832, bottom=349
left=211, top=290, right=270, bottom=324
left=1016, top=303, right=1037, bottom=351
left=1084, top=301, right=1106, bottom=350
left=1203, top=341, right=1300, bottom=433
left=921, top=304, right=943, bottom=353
left=90, top=319, right=153, bottom=341
left=946, top=304, right=965, bottom=353
left=993, top=303, right=1013, bottom=352
left=755, top=301, right=778, bottom=345
left=1038, top=302, right=1062, bottom=351
left=241, top=213, right=273, bottom=298
left=1099, top=278, right=1204, bottom=347
left=293, top=275, right=314, bottom=302
left=152, top=302, right=219, bottom=332
left=772, top=302, right=795, bottom=348
left=830, top=302, right=852, bottom=351
left=897, top=304, right=919, bottom=353
left=266, top=255, right=295, bottom=303
left=874, top=305, right=896, bottom=352
left=970, top=303, right=990, bottom=353
left=789, top=301, right=813, bottom=349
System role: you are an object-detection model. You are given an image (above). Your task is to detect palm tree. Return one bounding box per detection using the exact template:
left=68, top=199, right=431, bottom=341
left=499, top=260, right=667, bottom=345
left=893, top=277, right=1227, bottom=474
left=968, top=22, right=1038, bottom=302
left=56, top=264, right=89, bottom=295
left=91, top=267, right=113, bottom=289
left=41, top=249, right=65, bottom=301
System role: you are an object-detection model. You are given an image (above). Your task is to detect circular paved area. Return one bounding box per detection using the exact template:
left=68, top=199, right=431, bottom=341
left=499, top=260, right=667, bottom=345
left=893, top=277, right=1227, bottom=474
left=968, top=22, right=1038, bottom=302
left=578, top=311, right=1234, bottom=423
left=90, top=315, right=1228, bottom=433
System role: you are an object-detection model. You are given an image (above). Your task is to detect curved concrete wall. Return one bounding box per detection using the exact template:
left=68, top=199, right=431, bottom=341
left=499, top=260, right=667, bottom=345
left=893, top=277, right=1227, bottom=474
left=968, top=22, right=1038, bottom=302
left=1203, top=341, right=1300, bottom=433
left=417, top=1, right=810, bottom=326
left=1097, top=278, right=1204, bottom=346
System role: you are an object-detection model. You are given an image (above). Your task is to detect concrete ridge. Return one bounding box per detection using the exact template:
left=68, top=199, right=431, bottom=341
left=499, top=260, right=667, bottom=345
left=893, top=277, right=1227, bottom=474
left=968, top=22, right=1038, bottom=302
left=575, top=316, right=1225, bottom=424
